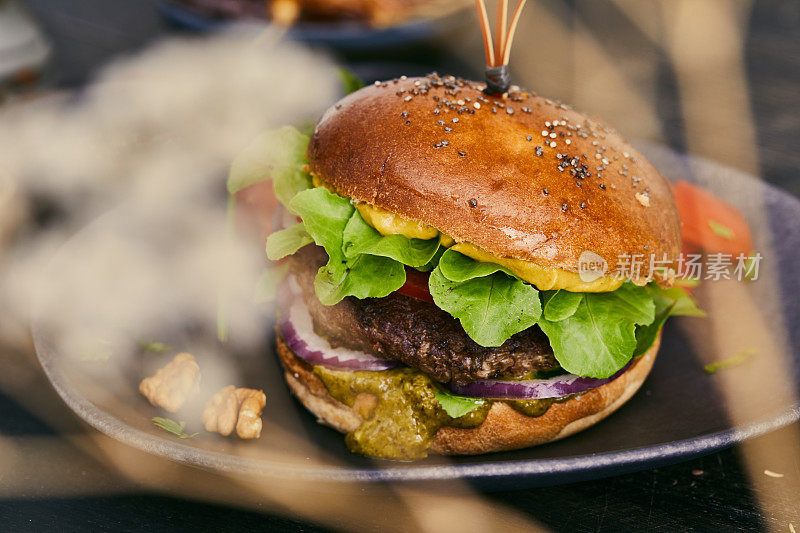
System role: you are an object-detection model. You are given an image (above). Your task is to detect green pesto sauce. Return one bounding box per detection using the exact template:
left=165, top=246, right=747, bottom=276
left=504, top=398, right=556, bottom=417
left=506, top=394, right=579, bottom=417
left=313, top=366, right=568, bottom=460
left=313, top=366, right=490, bottom=460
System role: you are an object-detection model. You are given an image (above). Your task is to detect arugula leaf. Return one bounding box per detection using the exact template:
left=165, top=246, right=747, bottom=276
left=604, top=283, right=657, bottom=324
left=337, top=67, right=365, bottom=94
left=152, top=417, right=198, bottom=439
left=294, top=119, right=316, bottom=137
left=434, top=388, right=486, bottom=418
left=704, top=348, right=755, bottom=374
left=292, top=187, right=406, bottom=305
left=653, top=287, right=705, bottom=317
left=342, top=210, right=440, bottom=267
left=437, top=248, right=511, bottom=281
left=708, top=220, right=735, bottom=240
left=315, top=253, right=406, bottom=305
left=266, top=222, right=313, bottom=261
left=429, top=264, right=542, bottom=347
left=417, top=246, right=446, bottom=272
left=632, top=296, right=673, bottom=358
left=538, top=284, right=656, bottom=378
left=289, top=187, right=354, bottom=261
left=227, top=126, right=311, bottom=206
left=633, top=285, right=705, bottom=356
left=542, top=290, right=583, bottom=321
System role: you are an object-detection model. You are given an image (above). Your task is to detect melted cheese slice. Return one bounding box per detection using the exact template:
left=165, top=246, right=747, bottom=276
left=355, top=203, right=439, bottom=240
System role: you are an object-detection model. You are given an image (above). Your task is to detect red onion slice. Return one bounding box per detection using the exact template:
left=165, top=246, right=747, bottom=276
left=446, top=360, right=634, bottom=400
left=278, top=296, right=399, bottom=372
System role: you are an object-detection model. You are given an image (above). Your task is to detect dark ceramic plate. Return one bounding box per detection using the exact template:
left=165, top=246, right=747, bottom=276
left=155, top=1, right=468, bottom=51
left=33, top=143, right=800, bottom=488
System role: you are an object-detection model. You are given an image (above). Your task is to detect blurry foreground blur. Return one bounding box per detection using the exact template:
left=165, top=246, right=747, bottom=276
left=0, top=1, right=798, bottom=530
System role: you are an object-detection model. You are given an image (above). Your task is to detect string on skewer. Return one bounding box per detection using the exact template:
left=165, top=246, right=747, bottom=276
left=475, top=0, right=528, bottom=95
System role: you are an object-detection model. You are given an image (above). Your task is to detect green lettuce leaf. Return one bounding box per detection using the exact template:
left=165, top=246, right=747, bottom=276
left=603, top=282, right=657, bottom=324
left=337, top=67, right=365, bottom=95
left=265, top=223, right=313, bottom=261
left=227, top=126, right=311, bottom=206
left=417, top=246, right=446, bottom=272
left=429, top=252, right=542, bottom=347
left=315, top=253, right=406, bottom=305
left=542, top=290, right=583, bottom=321
left=289, top=187, right=353, bottom=260
left=437, top=248, right=512, bottom=281
left=654, top=287, right=706, bottom=317
left=291, top=187, right=406, bottom=305
left=342, top=210, right=440, bottom=268
left=538, top=284, right=656, bottom=378
left=434, top=388, right=486, bottom=418
left=634, top=285, right=705, bottom=356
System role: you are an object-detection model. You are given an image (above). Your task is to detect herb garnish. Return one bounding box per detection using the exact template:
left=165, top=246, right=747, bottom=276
left=704, top=348, right=756, bottom=374
left=708, top=220, right=735, bottom=240
left=152, top=417, right=198, bottom=439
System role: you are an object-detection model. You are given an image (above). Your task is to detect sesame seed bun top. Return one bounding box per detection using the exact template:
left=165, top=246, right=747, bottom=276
left=307, top=74, right=681, bottom=277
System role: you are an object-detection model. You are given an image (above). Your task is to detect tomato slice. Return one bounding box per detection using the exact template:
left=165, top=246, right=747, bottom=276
left=396, top=268, right=434, bottom=303
left=673, top=180, right=753, bottom=256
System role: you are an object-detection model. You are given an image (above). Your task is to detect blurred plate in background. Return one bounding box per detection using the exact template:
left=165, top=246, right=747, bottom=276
left=156, top=0, right=470, bottom=51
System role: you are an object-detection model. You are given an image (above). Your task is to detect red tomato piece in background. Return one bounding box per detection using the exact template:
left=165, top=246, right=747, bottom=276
left=673, top=180, right=753, bottom=256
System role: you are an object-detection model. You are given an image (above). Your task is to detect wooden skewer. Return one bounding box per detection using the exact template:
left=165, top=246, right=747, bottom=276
left=494, top=0, right=508, bottom=65
left=475, top=0, right=528, bottom=93
left=474, top=0, right=496, bottom=67
left=502, top=0, right=528, bottom=65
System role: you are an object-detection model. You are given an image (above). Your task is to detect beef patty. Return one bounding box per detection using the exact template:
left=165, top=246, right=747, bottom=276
left=287, top=245, right=560, bottom=385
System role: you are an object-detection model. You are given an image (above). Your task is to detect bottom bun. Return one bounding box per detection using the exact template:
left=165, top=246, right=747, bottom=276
left=276, top=332, right=660, bottom=456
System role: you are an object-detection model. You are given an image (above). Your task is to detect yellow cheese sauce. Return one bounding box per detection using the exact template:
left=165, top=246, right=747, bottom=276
left=354, top=201, right=622, bottom=292
left=450, top=243, right=623, bottom=292
left=355, top=203, right=439, bottom=240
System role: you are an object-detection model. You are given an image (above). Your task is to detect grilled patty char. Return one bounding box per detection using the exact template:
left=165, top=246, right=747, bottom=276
left=288, top=245, right=560, bottom=385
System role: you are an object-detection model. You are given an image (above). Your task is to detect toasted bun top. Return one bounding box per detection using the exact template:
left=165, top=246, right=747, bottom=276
left=308, top=74, right=681, bottom=274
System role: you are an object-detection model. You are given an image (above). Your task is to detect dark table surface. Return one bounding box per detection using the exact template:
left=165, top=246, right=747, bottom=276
left=2, top=0, right=799, bottom=530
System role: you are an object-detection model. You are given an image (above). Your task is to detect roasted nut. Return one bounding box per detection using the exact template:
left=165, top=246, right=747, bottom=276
left=139, top=353, right=200, bottom=412
left=202, top=386, right=266, bottom=439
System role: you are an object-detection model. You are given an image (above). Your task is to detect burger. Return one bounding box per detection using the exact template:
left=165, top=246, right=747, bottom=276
left=229, top=73, right=702, bottom=460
